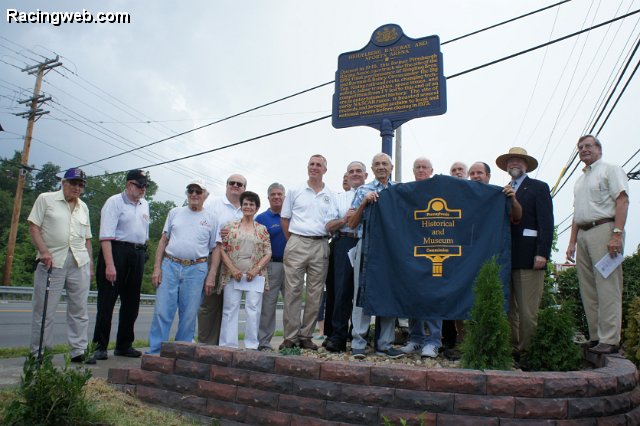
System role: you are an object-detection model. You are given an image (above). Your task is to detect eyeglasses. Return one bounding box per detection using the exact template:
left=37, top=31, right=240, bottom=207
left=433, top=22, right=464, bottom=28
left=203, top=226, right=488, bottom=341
left=186, top=188, right=204, bottom=195
left=67, top=181, right=85, bottom=188
left=227, top=181, right=245, bottom=188
left=130, top=182, right=148, bottom=189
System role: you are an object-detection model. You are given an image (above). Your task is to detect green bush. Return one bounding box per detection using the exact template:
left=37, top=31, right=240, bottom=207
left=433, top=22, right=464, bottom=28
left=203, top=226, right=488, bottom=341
left=525, top=304, right=583, bottom=371
left=3, top=350, right=97, bottom=425
left=460, top=258, right=512, bottom=370
left=555, top=267, right=588, bottom=335
left=622, top=296, right=640, bottom=366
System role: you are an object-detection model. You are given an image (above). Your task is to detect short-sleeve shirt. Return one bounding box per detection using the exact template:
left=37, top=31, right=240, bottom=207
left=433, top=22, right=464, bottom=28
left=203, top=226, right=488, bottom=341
left=99, top=192, right=149, bottom=244
left=573, top=159, right=629, bottom=224
left=351, top=179, right=396, bottom=238
left=325, top=188, right=357, bottom=233
left=27, top=189, right=92, bottom=268
left=256, top=209, right=286, bottom=260
left=163, top=207, right=218, bottom=260
left=281, top=182, right=333, bottom=237
left=205, top=195, right=242, bottom=240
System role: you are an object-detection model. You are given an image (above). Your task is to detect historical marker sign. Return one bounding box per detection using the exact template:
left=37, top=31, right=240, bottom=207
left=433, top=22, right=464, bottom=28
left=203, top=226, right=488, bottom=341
left=332, top=24, right=447, bottom=131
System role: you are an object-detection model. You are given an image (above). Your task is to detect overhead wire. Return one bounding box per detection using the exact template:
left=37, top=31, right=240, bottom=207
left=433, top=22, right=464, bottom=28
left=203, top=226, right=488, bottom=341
left=93, top=7, right=640, bottom=176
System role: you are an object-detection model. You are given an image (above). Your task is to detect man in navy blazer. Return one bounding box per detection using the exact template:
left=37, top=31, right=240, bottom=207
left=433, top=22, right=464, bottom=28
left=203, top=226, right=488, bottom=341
left=496, top=147, right=554, bottom=355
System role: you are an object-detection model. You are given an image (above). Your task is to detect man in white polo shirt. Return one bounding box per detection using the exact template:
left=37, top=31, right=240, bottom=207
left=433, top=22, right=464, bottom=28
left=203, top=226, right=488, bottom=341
left=93, top=169, right=150, bottom=360
left=28, top=167, right=95, bottom=364
left=198, top=173, right=246, bottom=345
left=279, top=154, right=333, bottom=350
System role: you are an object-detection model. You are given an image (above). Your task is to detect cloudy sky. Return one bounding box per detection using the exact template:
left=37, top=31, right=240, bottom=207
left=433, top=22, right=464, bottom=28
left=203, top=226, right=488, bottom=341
left=1, top=0, right=638, bottom=262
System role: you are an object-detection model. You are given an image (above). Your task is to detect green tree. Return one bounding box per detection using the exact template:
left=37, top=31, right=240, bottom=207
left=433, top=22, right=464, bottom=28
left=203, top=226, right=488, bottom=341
left=32, top=162, right=61, bottom=194
left=460, top=258, right=512, bottom=370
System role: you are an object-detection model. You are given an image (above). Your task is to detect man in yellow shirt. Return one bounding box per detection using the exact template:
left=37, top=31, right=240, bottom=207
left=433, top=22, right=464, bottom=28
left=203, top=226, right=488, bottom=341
left=28, top=167, right=95, bottom=364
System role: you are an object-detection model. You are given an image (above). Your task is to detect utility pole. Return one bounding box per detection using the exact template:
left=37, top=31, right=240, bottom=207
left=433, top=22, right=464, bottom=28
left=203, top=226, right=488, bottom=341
left=2, top=56, right=62, bottom=285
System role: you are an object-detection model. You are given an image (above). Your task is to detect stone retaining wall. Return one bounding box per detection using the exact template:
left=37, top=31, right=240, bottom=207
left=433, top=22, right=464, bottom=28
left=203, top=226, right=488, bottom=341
left=108, top=342, right=640, bottom=425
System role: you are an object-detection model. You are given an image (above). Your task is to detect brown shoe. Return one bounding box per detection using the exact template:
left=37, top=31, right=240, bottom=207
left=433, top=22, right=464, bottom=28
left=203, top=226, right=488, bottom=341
left=588, top=343, right=618, bottom=354
left=279, top=339, right=297, bottom=350
left=298, top=339, right=318, bottom=351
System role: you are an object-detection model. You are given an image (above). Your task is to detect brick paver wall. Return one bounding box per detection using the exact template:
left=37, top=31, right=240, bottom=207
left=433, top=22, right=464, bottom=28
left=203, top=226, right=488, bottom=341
left=108, top=342, right=640, bottom=425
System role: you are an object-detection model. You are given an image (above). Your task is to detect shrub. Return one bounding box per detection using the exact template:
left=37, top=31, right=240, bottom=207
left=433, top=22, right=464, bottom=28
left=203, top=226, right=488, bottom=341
left=623, top=296, right=640, bottom=366
left=526, top=303, right=583, bottom=371
left=555, top=267, right=588, bottom=335
left=3, top=350, right=97, bottom=425
left=460, top=258, right=512, bottom=370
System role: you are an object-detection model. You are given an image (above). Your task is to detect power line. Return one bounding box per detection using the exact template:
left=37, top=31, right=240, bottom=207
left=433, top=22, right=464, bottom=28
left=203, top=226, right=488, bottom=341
left=447, top=8, right=640, bottom=79
left=95, top=7, right=640, bottom=177
left=442, top=0, right=572, bottom=45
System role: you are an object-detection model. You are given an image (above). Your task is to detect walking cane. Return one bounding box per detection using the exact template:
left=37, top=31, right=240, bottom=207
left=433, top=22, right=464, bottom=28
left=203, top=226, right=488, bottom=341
left=37, top=265, right=53, bottom=366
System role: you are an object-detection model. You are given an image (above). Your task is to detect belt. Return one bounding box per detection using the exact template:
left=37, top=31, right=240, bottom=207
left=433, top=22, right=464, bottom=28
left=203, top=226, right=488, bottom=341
left=271, top=257, right=283, bottom=263
left=112, top=240, right=147, bottom=250
left=292, top=233, right=328, bottom=240
left=164, top=253, right=208, bottom=266
left=338, top=232, right=357, bottom=239
left=577, top=218, right=614, bottom=231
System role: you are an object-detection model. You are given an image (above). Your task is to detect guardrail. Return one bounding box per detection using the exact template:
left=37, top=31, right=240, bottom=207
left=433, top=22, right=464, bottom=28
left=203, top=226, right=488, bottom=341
left=0, top=286, right=156, bottom=304
left=0, top=286, right=284, bottom=308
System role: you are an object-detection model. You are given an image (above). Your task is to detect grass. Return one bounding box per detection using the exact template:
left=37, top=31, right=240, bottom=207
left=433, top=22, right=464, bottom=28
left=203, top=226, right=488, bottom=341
left=0, top=378, right=205, bottom=425
left=0, top=339, right=149, bottom=359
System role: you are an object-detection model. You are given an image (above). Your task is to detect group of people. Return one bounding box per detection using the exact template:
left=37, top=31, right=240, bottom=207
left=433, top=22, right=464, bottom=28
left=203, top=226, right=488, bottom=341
left=27, top=133, right=629, bottom=364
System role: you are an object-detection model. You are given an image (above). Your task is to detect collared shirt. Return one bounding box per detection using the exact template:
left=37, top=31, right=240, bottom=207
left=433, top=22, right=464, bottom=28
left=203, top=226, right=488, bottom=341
left=510, top=173, right=527, bottom=191
left=281, top=182, right=333, bottom=237
left=351, top=179, right=396, bottom=238
left=205, top=195, right=242, bottom=240
left=163, top=207, right=218, bottom=260
left=99, top=191, right=149, bottom=244
left=573, top=159, right=629, bottom=224
left=325, top=187, right=357, bottom=233
left=255, top=208, right=286, bottom=259
left=27, top=189, right=92, bottom=268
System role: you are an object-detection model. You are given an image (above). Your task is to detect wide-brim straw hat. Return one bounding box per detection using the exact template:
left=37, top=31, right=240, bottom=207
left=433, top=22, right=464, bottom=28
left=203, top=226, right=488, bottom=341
left=495, top=147, right=538, bottom=172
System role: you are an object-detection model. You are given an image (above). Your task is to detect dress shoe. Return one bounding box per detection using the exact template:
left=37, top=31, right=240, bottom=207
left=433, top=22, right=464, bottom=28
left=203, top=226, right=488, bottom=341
left=278, top=339, right=297, bottom=350
left=114, top=347, right=142, bottom=358
left=298, top=339, right=318, bottom=350
left=71, top=353, right=96, bottom=365
left=325, top=339, right=347, bottom=353
left=588, top=343, right=617, bottom=354
left=94, top=349, right=108, bottom=360
left=588, top=340, right=599, bottom=348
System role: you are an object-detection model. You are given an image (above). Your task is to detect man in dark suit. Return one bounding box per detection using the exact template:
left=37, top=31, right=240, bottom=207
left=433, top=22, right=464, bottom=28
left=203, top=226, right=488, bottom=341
left=496, top=148, right=553, bottom=355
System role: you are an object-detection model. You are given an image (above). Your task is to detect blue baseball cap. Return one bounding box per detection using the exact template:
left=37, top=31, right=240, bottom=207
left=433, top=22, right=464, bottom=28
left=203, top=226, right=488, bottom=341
left=63, top=168, right=87, bottom=182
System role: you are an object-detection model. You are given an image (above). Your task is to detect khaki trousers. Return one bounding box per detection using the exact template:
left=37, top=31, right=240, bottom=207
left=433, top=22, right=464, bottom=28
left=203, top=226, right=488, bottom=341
left=576, top=222, right=623, bottom=345
left=197, top=290, right=223, bottom=345
left=282, top=234, right=329, bottom=342
left=509, top=269, right=545, bottom=352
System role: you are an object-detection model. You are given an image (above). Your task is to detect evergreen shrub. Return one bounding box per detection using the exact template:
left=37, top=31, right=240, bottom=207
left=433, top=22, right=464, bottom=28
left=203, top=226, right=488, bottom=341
left=460, top=258, right=512, bottom=370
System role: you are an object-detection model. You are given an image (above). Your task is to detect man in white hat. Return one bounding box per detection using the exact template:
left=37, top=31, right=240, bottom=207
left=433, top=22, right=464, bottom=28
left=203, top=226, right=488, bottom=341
left=496, top=147, right=553, bottom=356
left=566, top=135, right=629, bottom=355
left=148, top=179, right=219, bottom=353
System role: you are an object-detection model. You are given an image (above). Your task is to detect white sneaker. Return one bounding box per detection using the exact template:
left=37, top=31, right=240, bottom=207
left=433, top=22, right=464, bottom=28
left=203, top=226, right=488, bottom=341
left=421, top=344, right=439, bottom=358
left=400, top=341, right=423, bottom=354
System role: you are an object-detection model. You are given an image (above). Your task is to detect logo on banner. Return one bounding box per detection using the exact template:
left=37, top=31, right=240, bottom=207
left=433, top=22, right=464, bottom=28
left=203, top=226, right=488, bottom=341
left=413, top=197, right=462, bottom=277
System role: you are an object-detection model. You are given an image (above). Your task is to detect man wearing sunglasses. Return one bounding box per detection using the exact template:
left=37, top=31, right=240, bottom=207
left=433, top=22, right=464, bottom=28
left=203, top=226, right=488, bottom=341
left=93, top=169, right=150, bottom=360
left=27, top=167, right=95, bottom=364
left=198, top=174, right=247, bottom=345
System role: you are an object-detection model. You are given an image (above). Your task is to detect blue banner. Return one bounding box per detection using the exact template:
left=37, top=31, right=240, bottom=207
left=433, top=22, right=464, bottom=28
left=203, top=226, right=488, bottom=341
left=360, top=175, right=511, bottom=319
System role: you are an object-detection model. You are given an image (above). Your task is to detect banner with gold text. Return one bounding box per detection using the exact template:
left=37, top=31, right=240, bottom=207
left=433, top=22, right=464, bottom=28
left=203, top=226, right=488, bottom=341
left=359, top=175, right=511, bottom=319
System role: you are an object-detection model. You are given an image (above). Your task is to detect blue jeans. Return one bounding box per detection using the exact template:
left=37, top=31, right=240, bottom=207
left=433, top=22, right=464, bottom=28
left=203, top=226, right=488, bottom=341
left=408, top=318, right=443, bottom=347
left=148, top=258, right=207, bottom=354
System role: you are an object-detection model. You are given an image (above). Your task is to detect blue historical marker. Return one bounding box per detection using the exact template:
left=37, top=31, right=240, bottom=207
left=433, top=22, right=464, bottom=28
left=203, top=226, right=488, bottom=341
left=332, top=24, right=447, bottom=156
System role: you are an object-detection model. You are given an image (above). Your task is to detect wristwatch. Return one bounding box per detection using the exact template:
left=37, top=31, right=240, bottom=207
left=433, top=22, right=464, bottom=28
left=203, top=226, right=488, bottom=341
left=612, top=227, right=623, bottom=234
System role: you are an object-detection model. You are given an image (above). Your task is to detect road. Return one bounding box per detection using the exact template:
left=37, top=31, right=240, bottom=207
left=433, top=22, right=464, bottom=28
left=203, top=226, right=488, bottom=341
left=0, top=300, right=284, bottom=348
